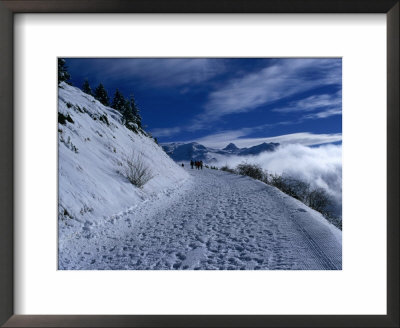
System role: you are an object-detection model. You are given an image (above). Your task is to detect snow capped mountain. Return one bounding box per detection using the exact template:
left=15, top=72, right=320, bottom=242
left=58, top=82, right=189, bottom=227
left=238, top=142, right=280, bottom=155
left=223, top=142, right=239, bottom=152
left=161, top=142, right=209, bottom=161
left=161, top=141, right=279, bottom=162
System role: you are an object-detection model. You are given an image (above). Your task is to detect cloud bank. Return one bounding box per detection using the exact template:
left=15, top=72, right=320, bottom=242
left=214, top=143, right=342, bottom=216
left=194, top=132, right=342, bottom=149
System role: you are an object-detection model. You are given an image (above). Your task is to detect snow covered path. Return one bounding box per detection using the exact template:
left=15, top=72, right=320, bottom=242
left=59, top=167, right=342, bottom=270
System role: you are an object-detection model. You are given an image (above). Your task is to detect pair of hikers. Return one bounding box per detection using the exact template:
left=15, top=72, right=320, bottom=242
left=190, top=160, right=203, bottom=170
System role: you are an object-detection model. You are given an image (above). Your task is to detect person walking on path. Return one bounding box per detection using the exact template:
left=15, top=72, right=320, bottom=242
left=190, top=160, right=194, bottom=169
left=200, top=161, right=203, bottom=170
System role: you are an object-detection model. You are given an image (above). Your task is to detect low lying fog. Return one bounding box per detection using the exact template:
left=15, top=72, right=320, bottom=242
left=214, top=143, right=342, bottom=216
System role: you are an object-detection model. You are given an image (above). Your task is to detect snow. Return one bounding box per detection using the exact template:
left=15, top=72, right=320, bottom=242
left=58, top=83, right=341, bottom=270
left=58, top=83, right=189, bottom=252
left=59, top=167, right=341, bottom=270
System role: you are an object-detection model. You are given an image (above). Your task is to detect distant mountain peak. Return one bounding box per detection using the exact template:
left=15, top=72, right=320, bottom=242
left=223, top=143, right=239, bottom=151
left=162, top=141, right=279, bottom=162
left=238, top=142, right=279, bottom=156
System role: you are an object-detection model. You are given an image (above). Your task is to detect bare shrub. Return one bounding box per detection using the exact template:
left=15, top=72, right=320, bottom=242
left=237, top=162, right=264, bottom=180
left=124, top=152, right=154, bottom=188
left=268, top=173, right=341, bottom=229
left=307, top=187, right=330, bottom=213
left=261, top=170, right=269, bottom=184
left=220, top=165, right=235, bottom=174
left=268, top=173, right=283, bottom=189
left=277, top=176, right=310, bottom=202
left=291, top=178, right=311, bottom=202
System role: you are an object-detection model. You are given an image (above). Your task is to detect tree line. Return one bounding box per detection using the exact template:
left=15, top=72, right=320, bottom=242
left=58, top=58, right=142, bottom=133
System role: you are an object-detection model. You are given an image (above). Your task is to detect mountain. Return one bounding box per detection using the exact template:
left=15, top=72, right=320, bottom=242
left=238, top=142, right=279, bottom=155
left=161, top=142, right=209, bottom=161
left=223, top=143, right=239, bottom=152
left=161, top=141, right=279, bottom=162
left=58, top=82, right=189, bottom=226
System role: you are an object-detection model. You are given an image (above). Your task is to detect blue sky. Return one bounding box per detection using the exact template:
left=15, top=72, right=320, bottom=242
left=65, top=58, right=342, bottom=149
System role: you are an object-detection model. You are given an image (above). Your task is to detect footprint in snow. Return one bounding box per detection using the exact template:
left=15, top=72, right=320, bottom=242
left=176, top=253, right=186, bottom=261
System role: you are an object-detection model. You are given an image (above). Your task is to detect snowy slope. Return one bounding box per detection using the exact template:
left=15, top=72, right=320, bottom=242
left=58, top=82, right=189, bottom=230
left=60, top=166, right=341, bottom=270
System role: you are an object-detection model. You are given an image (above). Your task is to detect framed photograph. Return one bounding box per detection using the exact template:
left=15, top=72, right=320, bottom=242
left=0, top=1, right=398, bottom=327
left=57, top=57, right=343, bottom=272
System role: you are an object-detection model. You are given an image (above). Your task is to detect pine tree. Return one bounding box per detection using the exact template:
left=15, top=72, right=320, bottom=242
left=129, top=94, right=142, bottom=128
left=112, top=89, right=125, bottom=112
left=94, top=83, right=109, bottom=106
left=82, top=79, right=92, bottom=95
left=122, top=98, right=137, bottom=132
left=58, top=58, right=71, bottom=84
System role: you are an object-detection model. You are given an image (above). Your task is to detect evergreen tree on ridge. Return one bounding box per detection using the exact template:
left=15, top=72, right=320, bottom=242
left=58, top=58, right=71, bottom=84
left=112, top=89, right=125, bottom=112
left=94, top=83, right=109, bottom=106
left=82, top=79, right=93, bottom=95
left=129, top=94, right=142, bottom=128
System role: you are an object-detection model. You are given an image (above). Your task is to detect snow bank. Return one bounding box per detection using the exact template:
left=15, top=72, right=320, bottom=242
left=58, top=82, right=189, bottom=226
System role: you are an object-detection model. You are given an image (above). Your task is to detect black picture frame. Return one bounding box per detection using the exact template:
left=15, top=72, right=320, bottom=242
left=0, top=1, right=398, bottom=327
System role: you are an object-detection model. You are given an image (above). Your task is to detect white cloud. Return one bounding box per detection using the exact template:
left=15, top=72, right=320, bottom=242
left=258, top=132, right=342, bottom=146
left=213, top=143, right=342, bottom=216
left=304, top=108, right=342, bottom=119
left=149, top=126, right=183, bottom=137
left=197, top=59, right=341, bottom=124
left=193, top=131, right=342, bottom=149
left=273, top=91, right=342, bottom=114
left=146, top=59, right=342, bottom=138
left=69, top=58, right=225, bottom=88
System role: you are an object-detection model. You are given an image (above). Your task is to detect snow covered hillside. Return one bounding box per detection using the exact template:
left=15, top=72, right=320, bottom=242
left=58, top=83, right=189, bottom=230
